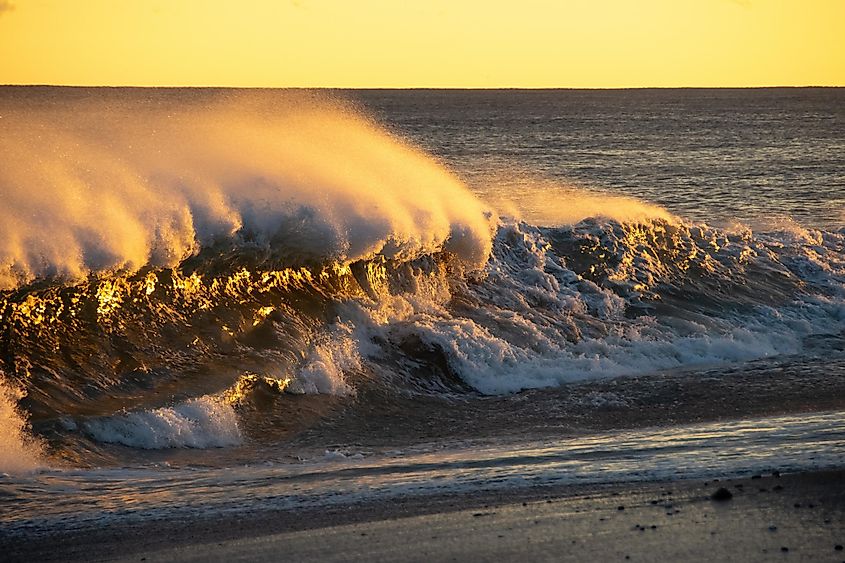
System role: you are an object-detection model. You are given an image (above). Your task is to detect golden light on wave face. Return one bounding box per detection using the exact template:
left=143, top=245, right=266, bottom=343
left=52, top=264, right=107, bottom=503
left=0, top=0, right=842, bottom=87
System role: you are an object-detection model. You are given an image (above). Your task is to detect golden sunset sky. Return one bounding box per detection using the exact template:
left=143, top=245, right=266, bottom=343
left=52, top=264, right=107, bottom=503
left=0, top=0, right=842, bottom=88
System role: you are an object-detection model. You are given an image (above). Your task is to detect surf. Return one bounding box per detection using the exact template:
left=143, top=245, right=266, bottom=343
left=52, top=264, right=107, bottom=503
left=1, top=88, right=843, bottom=473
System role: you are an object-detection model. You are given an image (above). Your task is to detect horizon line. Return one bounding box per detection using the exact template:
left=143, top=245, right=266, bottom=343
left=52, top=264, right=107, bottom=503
left=1, top=84, right=843, bottom=90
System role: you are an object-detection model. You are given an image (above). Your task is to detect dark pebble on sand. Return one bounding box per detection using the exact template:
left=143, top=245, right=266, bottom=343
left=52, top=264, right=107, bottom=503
left=618, top=506, right=625, bottom=510
left=769, top=526, right=777, bottom=531
left=711, top=487, right=733, bottom=501
left=794, top=503, right=801, bottom=508
left=650, top=500, right=658, bottom=505
left=781, top=547, right=789, bottom=552
left=835, top=545, right=843, bottom=551
left=651, top=525, right=657, bottom=529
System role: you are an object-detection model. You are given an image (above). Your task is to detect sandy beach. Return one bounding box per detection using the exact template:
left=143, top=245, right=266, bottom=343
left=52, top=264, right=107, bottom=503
left=3, top=469, right=842, bottom=562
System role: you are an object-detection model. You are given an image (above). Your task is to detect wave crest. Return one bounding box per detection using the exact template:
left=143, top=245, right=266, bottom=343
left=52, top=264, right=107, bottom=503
left=82, top=396, right=242, bottom=449
left=0, top=89, right=495, bottom=290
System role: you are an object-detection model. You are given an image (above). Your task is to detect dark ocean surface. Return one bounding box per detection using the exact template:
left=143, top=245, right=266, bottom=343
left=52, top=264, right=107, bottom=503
left=357, top=88, right=844, bottom=229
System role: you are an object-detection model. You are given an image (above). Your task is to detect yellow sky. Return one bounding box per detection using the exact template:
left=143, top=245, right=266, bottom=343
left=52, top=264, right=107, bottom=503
left=0, top=0, right=842, bottom=87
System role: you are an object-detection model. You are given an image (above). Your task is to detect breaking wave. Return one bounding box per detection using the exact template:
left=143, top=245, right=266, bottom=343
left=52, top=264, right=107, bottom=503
left=82, top=396, right=242, bottom=449
left=1, top=88, right=843, bottom=466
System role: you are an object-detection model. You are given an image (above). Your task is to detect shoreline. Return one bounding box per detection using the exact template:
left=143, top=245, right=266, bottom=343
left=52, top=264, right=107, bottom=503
left=4, top=469, right=843, bottom=562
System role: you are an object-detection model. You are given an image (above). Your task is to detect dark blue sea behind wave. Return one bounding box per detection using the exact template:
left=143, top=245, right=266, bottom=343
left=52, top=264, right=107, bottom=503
left=356, top=88, right=844, bottom=229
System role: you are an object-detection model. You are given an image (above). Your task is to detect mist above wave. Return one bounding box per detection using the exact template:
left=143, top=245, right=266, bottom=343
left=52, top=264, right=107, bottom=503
left=0, top=90, right=494, bottom=290
left=473, top=173, right=676, bottom=227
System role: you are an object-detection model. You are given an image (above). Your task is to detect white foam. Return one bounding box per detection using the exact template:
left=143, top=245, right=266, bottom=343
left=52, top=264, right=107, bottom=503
left=0, top=91, right=495, bottom=289
left=0, top=377, right=45, bottom=474
left=340, top=218, right=845, bottom=395
left=322, top=449, right=365, bottom=461
left=83, top=396, right=242, bottom=449
left=287, top=323, right=360, bottom=396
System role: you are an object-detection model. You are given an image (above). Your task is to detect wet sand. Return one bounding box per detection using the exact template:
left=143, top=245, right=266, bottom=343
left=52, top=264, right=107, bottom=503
left=4, top=470, right=843, bottom=562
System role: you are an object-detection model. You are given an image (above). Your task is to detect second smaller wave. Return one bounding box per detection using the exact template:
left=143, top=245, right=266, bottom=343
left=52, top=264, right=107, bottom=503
left=82, top=396, right=242, bottom=450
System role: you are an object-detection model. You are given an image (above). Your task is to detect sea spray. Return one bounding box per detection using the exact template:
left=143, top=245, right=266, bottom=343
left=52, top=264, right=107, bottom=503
left=0, top=89, right=495, bottom=290
left=0, top=376, right=45, bottom=474
left=468, top=173, right=676, bottom=227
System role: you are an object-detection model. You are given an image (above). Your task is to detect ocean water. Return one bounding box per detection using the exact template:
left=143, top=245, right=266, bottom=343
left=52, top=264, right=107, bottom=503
left=0, top=87, right=843, bottom=534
